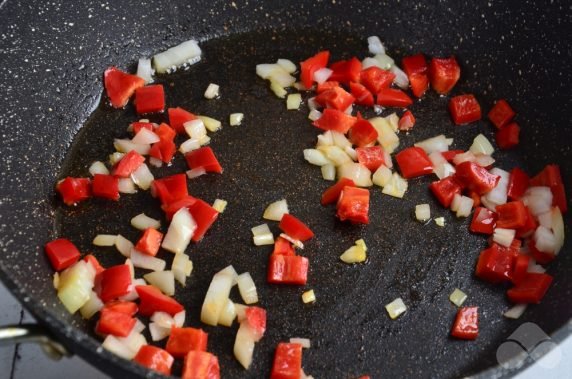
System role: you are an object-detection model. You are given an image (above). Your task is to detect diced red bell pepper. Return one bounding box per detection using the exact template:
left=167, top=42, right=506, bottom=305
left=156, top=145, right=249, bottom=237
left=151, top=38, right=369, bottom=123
left=469, top=190, right=482, bottom=208
left=360, top=67, right=395, bottom=94
left=135, top=228, right=164, bottom=256
left=95, top=309, right=136, bottom=337
left=131, top=121, right=153, bottom=134
left=511, top=254, right=531, bottom=285
left=188, top=199, right=219, bottom=242
left=451, top=307, right=478, bottom=340
left=300, top=51, right=330, bottom=88
left=112, top=150, right=145, bottom=178
left=530, top=164, right=567, bottom=213
left=349, top=82, right=374, bottom=107
left=469, top=207, right=497, bottom=235
left=495, top=201, right=527, bottom=229
left=103, top=300, right=138, bottom=316
left=316, top=81, right=340, bottom=94
left=273, top=237, right=296, bottom=256
left=312, top=108, right=357, bottom=134
left=166, top=327, right=208, bottom=358
left=496, top=122, right=520, bottom=150
left=92, top=174, right=119, bottom=201
left=279, top=214, right=314, bottom=241
left=349, top=118, right=378, bottom=147
left=356, top=146, right=384, bottom=172
left=168, top=107, right=197, bottom=134
left=496, top=238, right=522, bottom=255
left=135, top=285, right=184, bottom=316
left=507, top=273, right=553, bottom=304
left=336, top=186, right=370, bottom=224
left=134, top=345, right=174, bottom=376
left=149, top=139, right=177, bottom=163
left=515, top=206, right=537, bottom=239
left=268, top=254, right=309, bottom=285
left=151, top=173, right=189, bottom=205
left=135, top=84, right=165, bottom=114
left=507, top=167, right=530, bottom=201
left=398, top=110, right=416, bottom=131
left=401, top=54, right=429, bottom=98
left=488, top=99, right=515, bottom=129
left=454, top=161, right=500, bottom=195
left=428, top=56, right=460, bottom=94
left=429, top=176, right=463, bottom=208
left=395, top=147, right=433, bottom=179
left=182, top=351, right=220, bottom=379
left=409, top=73, right=430, bottom=99
left=441, top=150, right=464, bottom=163
left=448, top=94, right=482, bottom=125
left=45, top=238, right=81, bottom=271
left=84, top=254, right=105, bottom=275
left=475, top=244, right=517, bottom=284
left=244, top=307, right=267, bottom=340
left=376, top=88, right=413, bottom=108
left=321, top=177, right=356, bottom=206
left=56, top=177, right=91, bottom=206
left=270, top=342, right=303, bottom=379
left=155, top=122, right=177, bottom=142
left=162, top=196, right=198, bottom=221
left=528, top=240, right=555, bottom=265
left=329, top=57, right=362, bottom=84
left=315, top=86, right=355, bottom=111
left=100, top=264, right=132, bottom=302
left=103, top=67, right=145, bottom=108
left=185, top=146, right=223, bottom=174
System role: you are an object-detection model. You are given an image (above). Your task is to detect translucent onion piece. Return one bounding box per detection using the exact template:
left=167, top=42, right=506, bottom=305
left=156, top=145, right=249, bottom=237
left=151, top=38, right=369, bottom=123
left=109, top=152, right=125, bottom=166
left=131, top=163, right=154, bottom=190
left=302, top=290, right=316, bottom=303
left=304, top=149, right=332, bottom=166
left=172, top=253, right=192, bottom=286
left=313, top=67, right=333, bottom=84
left=93, top=234, right=117, bottom=247
left=523, top=187, right=553, bottom=216
left=270, top=80, right=287, bottom=98
left=287, top=94, right=302, bottom=110
left=204, top=83, right=220, bottom=99
left=386, top=113, right=400, bottom=132
left=153, top=39, right=201, bottom=74
left=151, top=311, right=176, bottom=328
left=149, top=157, right=163, bottom=168
left=113, top=139, right=150, bottom=155
left=52, top=272, right=59, bottom=289
left=79, top=291, right=104, bottom=319
left=229, top=113, right=244, bottom=126
left=320, top=146, right=352, bottom=166
left=362, top=57, right=382, bottom=70
left=372, top=165, right=392, bottom=188
left=321, top=164, right=336, bottom=181
left=537, top=211, right=553, bottom=229
left=415, top=135, right=450, bottom=155
left=269, top=70, right=296, bottom=88
left=367, top=36, right=385, bottom=55
left=277, top=59, right=297, bottom=73
left=337, top=162, right=373, bottom=187
left=212, top=199, right=228, bottom=213
left=174, top=311, right=186, bottom=328
left=382, top=173, right=408, bottom=198
left=331, top=131, right=352, bottom=150
left=527, top=260, right=546, bottom=274
left=179, top=138, right=201, bottom=154
left=263, top=199, right=289, bottom=221
left=474, top=154, right=495, bottom=168
left=308, top=109, right=322, bottom=121
left=198, top=115, right=222, bottom=132
left=162, top=207, right=196, bottom=254
left=390, top=65, right=409, bottom=89
left=149, top=322, right=170, bottom=341
left=551, top=207, right=565, bottom=255
left=119, top=278, right=146, bottom=301
left=340, top=245, right=366, bottom=264
left=184, top=119, right=207, bottom=139
left=132, top=128, right=160, bottom=145
left=253, top=233, right=275, bottom=246
left=57, top=261, right=95, bottom=314
left=115, top=234, right=133, bottom=258
left=533, top=226, right=556, bottom=253
left=102, top=335, right=136, bottom=360
left=456, top=195, right=474, bottom=218
left=452, top=151, right=476, bottom=166
left=449, top=288, right=468, bottom=307
left=435, top=217, right=445, bottom=227
left=370, top=117, right=399, bottom=153
left=89, top=161, right=109, bottom=176
left=451, top=194, right=462, bottom=212
left=344, top=146, right=357, bottom=161
left=118, top=178, right=137, bottom=194
left=201, top=266, right=234, bottom=326
left=130, top=249, right=166, bottom=272
left=316, top=131, right=334, bottom=147
left=136, top=57, right=154, bottom=84
left=131, top=213, right=161, bottom=230
left=237, top=272, right=258, bottom=304
left=504, top=304, right=527, bottom=319
left=385, top=298, right=407, bottom=319
left=493, top=228, right=516, bottom=247
left=186, top=167, right=206, bottom=179
left=234, top=322, right=256, bottom=369
left=218, top=299, right=236, bottom=327
left=373, top=54, right=395, bottom=69
left=144, top=271, right=175, bottom=296
left=470, top=134, right=495, bottom=156
left=252, top=223, right=272, bottom=236
left=290, top=338, right=311, bottom=349
left=482, top=168, right=510, bottom=209
left=415, top=204, right=431, bottom=222
left=307, top=97, right=319, bottom=112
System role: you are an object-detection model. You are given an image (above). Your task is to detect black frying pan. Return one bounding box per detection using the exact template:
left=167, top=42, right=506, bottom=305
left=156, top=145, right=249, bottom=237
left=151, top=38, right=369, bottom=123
left=0, top=0, right=570, bottom=378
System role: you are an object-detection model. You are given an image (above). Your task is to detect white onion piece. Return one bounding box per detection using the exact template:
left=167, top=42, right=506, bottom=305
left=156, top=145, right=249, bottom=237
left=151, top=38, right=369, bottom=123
left=277, top=59, right=296, bottom=73
left=304, top=149, right=332, bottom=166
left=57, top=261, right=95, bottom=314
left=151, top=311, right=176, bottom=328
left=537, top=211, right=553, bottom=229
left=113, top=139, right=150, bottom=155
left=493, top=228, right=516, bottom=247
left=279, top=233, right=304, bottom=249
left=184, top=119, right=207, bottom=139
left=252, top=223, right=271, bottom=236
left=131, top=213, right=160, bottom=230
left=125, top=259, right=135, bottom=278
left=89, top=161, right=109, bottom=176
left=132, top=128, right=160, bottom=145
left=131, top=163, right=154, bottom=190
left=372, top=165, right=392, bottom=188
left=79, top=291, right=104, bottom=319
left=119, top=278, right=146, bottom=301
left=474, top=154, right=495, bottom=168
left=93, top=234, right=117, bottom=247
left=270, top=70, right=296, bottom=88
left=344, top=105, right=353, bottom=115
left=287, top=94, right=302, bottom=110
left=149, top=322, right=170, bottom=342
left=253, top=234, right=274, bottom=246
left=337, top=163, right=373, bottom=187
left=118, top=178, right=137, bottom=194
left=551, top=207, right=565, bottom=255
left=256, top=63, right=281, bottom=79
left=361, top=57, right=382, bottom=70
left=415, top=204, right=431, bottom=222
left=414, top=135, right=450, bottom=155
left=533, top=226, right=556, bottom=253
left=451, top=194, right=462, bottom=212
left=456, top=195, right=474, bottom=217
left=229, top=113, right=244, bottom=126
left=320, top=146, right=352, bottom=166
left=172, top=253, right=192, bottom=286
left=527, top=259, right=546, bottom=274
left=153, top=39, right=201, bottom=74
left=382, top=172, right=408, bottom=198
left=130, top=249, right=166, bottom=272
left=344, top=146, right=357, bottom=161
left=133, top=319, right=146, bottom=334
left=390, top=65, right=409, bottom=89
left=331, top=131, right=352, bottom=150
left=374, top=54, right=395, bottom=69
left=204, top=83, right=220, bottom=99
left=290, top=338, right=311, bottom=349
left=523, top=187, right=553, bottom=216
left=144, top=271, right=175, bottom=296
left=307, top=97, right=319, bottom=112
left=115, top=234, right=133, bottom=258
left=109, top=152, right=125, bottom=166
left=212, top=199, right=227, bottom=213
left=308, top=109, right=322, bottom=121
left=367, top=36, right=385, bottom=55
left=201, top=267, right=234, bottom=326
left=116, top=330, right=147, bottom=358
left=386, top=113, right=399, bottom=132
left=136, top=57, right=154, bottom=84
left=429, top=152, right=454, bottom=179
left=179, top=138, right=201, bottom=154
left=149, top=157, right=162, bottom=168
left=313, top=67, right=333, bottom=84
left=321, top=164, right=336, bottom=181
left=218, top=299, right=236, bottom=327
left=263, top=199, right=289, bottom=221
left=162, top=208, right=196, bottom=254
left=452, top=151, right=476, bottom=166
left=482, top=168, right=509, bottom=209
left=237, top=272, right=258, bottom=305
left=370, top=117, right=399, bottom=153
left=385, top=298, right=407, bottom=319
left=186, top=167, right=206, bottom=179
left=504, top=304, right=527, bottom=319
left=219, top=265, right=239, bottom=286
left=234, top=303, right=248, bottom=322
left=234, top=322, right=257, bottom=369
left=102, top=335, right=136, bottom=360
left=174, top=311, right=185, bottom=328
left=470, top=134, right=495, bottom=156
left=316, top=131, right=333, bottom=147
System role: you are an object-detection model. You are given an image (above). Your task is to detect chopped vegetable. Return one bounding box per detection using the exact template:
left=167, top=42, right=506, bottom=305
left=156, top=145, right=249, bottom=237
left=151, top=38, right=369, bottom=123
left=134, top=84, right=165, bottom=114
left=104, top=67, right=145, bottom=108
left=503, top=304, right=527, bottom=319
left=381, top=172, right=408, bottom=198
left=340, top=242, right=367, bottom=264
left=229, top=113, right=244, bottom=126
left=57, top=260, right=95, bottom=313
left=449, top=288, right=468, bottom=307
left=56, top=177, right=91, bottom=205
left=204, top=83, right=220, bottom=99
left=182, top=350, right=220, bottom=379
left=131, top=213, right=161, bottom=230
left=301, top=290, right=316, bottom=304
left=435, top=217, right=445, bottom=226
left=133, top=345, right=174, bottom=376
left=263, top=199, right=290, bottom=221
left=451, top=307, right=478, bottom=340
left=337, top=186, right=370, bottom=224
left=428, top=56, right=460, bottom=94
left=287, top=94, right=303, bottom=110
left=395, top=147, right=433, bottom=179
left=448, top=94, right=481, bottom=125
left=201, top=266, right=235, bottom=326
left=268, top=254, right=309, bottom=285
left=44, top=238, right=81, bottom=271
left=153, top=39, right=201, bottom=74
left=237, top=272, right=259, bottom=304
left=270, top=343, right=303, bottom=379
left=212, top=199, right=228, bottom=213
left=136, top=285, right=184, bottom=316
left=385, top=298, right=407, bottom=319
left=415, top=204, right=431, bottom=222
left=279, top=214, right=314, bottom=241
left=496, top=122, right=520, bottom=149
left=488, top=99, right=515, bottom=129
left=166, top=327, right=208, bottom=357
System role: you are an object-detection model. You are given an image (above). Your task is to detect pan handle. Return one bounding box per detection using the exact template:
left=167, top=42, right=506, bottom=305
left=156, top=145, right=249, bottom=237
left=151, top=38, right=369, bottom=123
left=0, top=324, right=71, bottom=360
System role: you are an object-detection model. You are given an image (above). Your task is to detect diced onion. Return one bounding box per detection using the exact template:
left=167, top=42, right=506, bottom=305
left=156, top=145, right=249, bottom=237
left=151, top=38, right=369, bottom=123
left=213, top=199, right=228, bottom=213
left=370, top=117, right=399, bottom=153
left=153, top=39, right=201, bottom=74
left=144, top=271, right=175, bottom=296
left=320, top=145, right=352, bottom=166
left=234, top=322, right=256, bottom=369
left=372, top=165, right=392, bottom=188
left=504, top=304, right=527, bottom=319
left=551, top=207, right=565, bottom=255
left=331, top=131, right=352, bottom=150
left=523, top=187, right=553, bottom=216
left=337, top=162, right=373, bottom=187
left=132, top=128, right=160, bottom=145
left=136, top=57, right=154, bottom=84
left=270, top=80, right=287, bottom=98
left=131, top=249, right=166, bottom=272
left=229, top=113, right=244, bottom=126
left=89, top=161, right=109, bottom=176
left=198, top=115, right=222, bottom=132
left=199, top=135, right=211, bottom=146
left=321, top=164, right=336, bottom=181
left=527, top=259, right=546, bottom=274
left=186, top=167, right=206, bottom=179
left=534, top=226, right=556, bottom=253
left=493, top=228, right=516, bottom=247
left=382, top=172, right=408, bottom=198
left=131, top=213, right=160, bottom=230
left=109, top=152, right=124, bottom=166
left=385, top=298, right=407, bottom=319
left=277, top=59, right=297, bottom=73
left=102, top=335, right=136, bottom=360
left=113, top=139, right=150, bottom=155
left=355, top=239, right=368, bottom=252
left=174, top=311, right=186, bottom=328
left=131, top=163, right=154, bottom=190
left=367, top=36, right=385, bottom=55
left=150, top=311, right=174, bottom=328
left=344, top=146, right=357, bottom=161
left=290, top=338, right=311, bottom=348
left=279, top=233, right=304, bottom=249
left=184, top=119, right=207, bottom=139
left=537, top=211, right=553, bottom=229
left=93, top=234, right=117, bottom=247
left=149, top=322, right=170, bottom=341
left=149, top=157, right=163, bottom=168
left=414, top=135, right=450, bottom=154
left=390, top=65, right=409, bottom=89
left=204, top=83, right=220, bottom=99
left=386, top=113, right=399, bottom=132
left=435, top=217, right=445, bottom=227
left=313, top=67, right=333, bottom=84
left=470, top=134, right=495, bottom=156
left=362, top=57, right=382, bottom=70
left=317, top=131, right=334, bottom=147
left=201, top=266, right=235, bottom=326
left=218, top=299, right=236, bottom=327
left=237, top=272, right=258, bottom=304
left=118, top=178, right=137, bottom=194
left=449, top=288, right=467, bottom=307
left=263, top=199, right=289, bottom=221
left=482, top=168, right=510, bottom=209
left=340, top=245, right=367, bottom=264
left=119, top=278, right=145, bottom=301
left=302, top=290, right=316, bottom=304
left=307, top=97, right=319, bottom=111
left=253, top=234, right=274, bottom=246
left=162, top=207, right=196, bottom=254
left=287, top=94, right=302, bottom=110
left=179, top=138, right=201, bottom=154
left=79, top=291, right=104, bottom=319
left=373, top=54, right=395, bottom=69
left=474, top=154, right=495, bottom=168
left=453, top=151, right=476, bottom=165
left=415, top=204, right=431, bottom=222
left=57, top=261, right=95, bottom=314
left=308, top=109, right=322, bottom=121
left=252, top=223, right=271, bottom=236
left=304, top=149, right=332, bottom=166
left=172, top=253, right=193, bottom=286
left=115, top=234, right=133, bottom=258
left=456, top=195, right=474, bottom=218
left=52, top=272, right=59, bottom=289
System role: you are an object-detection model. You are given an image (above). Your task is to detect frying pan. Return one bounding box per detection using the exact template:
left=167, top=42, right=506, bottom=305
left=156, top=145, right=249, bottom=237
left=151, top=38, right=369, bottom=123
left=0, top=0, right=570, bottom=377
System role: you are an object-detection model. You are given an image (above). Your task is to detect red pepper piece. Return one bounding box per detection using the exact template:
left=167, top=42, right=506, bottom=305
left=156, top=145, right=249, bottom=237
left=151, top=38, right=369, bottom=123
left=161, top=196, right=198, bottom=221
left=530, top=164, right=567, bottom=213
left=112, top=150, right=145, bottom=178
left=356, top=146, right=384, bottom=172
left=469, top=207, right=497, bottom=235
left=95, top=309, right=136, bottom=337
left=92, top=174, right=119, bottom=201
left=428, top=56, right=460, bottom=94
left=270, top=342, right=303, bottom=379
left=151, top=173, right=188, bottom=205
left=515, top=206, right=537, bottom=239
left=349, top=82, right=374, bottom=107
left=376, top=88, right=413, bottom=108
left=395, top=147, right=433, bottom=179
left=349, top=118, right=378, bottom=147
left=279, top=214, right=314, bottom=241
left=495, top=201, right=527, bottom=229
left=398, top=110, right=416, bottom=131
left=468, top=190, right=482, bottom=208
left=321, top=177, right=356, bottom=206
left=103, top=67, right=145, bottom=108
left=401, top=54, right=429, bottom=97
left=135, top=228, right=164, bottom=256
left=273, top=237, right=296, bottom=256
left=360, top=66, right=395, bottom=93
left=409, top=73, right=430, bottom=98
left=507, top=273, right=553, bottom=304
left=511, top=254, right=531, bottom=285
left=131, top=122, right=154, bottom=134
left=336, top=186, right=370, bottom=224
left=488, top=99, right=515, bottom=129
left=475, top=244, right=517, bottom=284
left=155, top=122, right=177, bottom=142
left=185, top=146, right=223, bottom=174
left=316, top=81, right=340, bottom=94
left=44, top=238, right=81, bottom=271
left=166, top=327, right=209, bottom=358
left=100, top=264, right=132, bottom=302
left=182, top=351, right=220, bottom=379
left=329, top=57, right=362, bottom=84
left=56, top=177, right=91, bottom=206
left=244, top=307, right=267, bottom=340
left=315, top=86, right=355, bottom=111
left=441, top=150, right=464, bottom=163
left=496, top=122, right=520, bottom=149
left=507, top=167, right=530, bottom=201
left=135, top=285, right=184, bottom=316
left=454, top=161, right=500, bottom=195
left=134, top=84, right=165, bottom=114
left=300, top=51, right=330, bottom=89
left=268, top=254, right=309, bottom=285
left=149, top=139, right=177, bottom=163
left=528, top=240, right=555, bottom=265
left=134, top=345, right=174, bottom=376
left=188, top=199, right=219, bottom=242
left=312, top=108, right=357, bottom=134
left=168, top=107, right=198, bottom=134
left=429, top=176, right=463, bottom=208
left=451, top=307, right=478, bottom=340
left=448, top=94, right=482, bottom=125
left=84, top=254, right=105, bottom=275
left=103, top=300, right=138, bottom=316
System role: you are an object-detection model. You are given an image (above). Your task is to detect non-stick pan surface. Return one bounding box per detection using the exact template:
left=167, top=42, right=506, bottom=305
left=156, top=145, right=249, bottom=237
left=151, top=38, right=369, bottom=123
left=0, top=1, right=570, bottom=378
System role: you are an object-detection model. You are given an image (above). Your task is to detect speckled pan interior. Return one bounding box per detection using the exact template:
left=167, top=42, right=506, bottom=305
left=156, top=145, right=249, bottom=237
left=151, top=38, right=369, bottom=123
left=0, top=1, right=570, bottom=378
